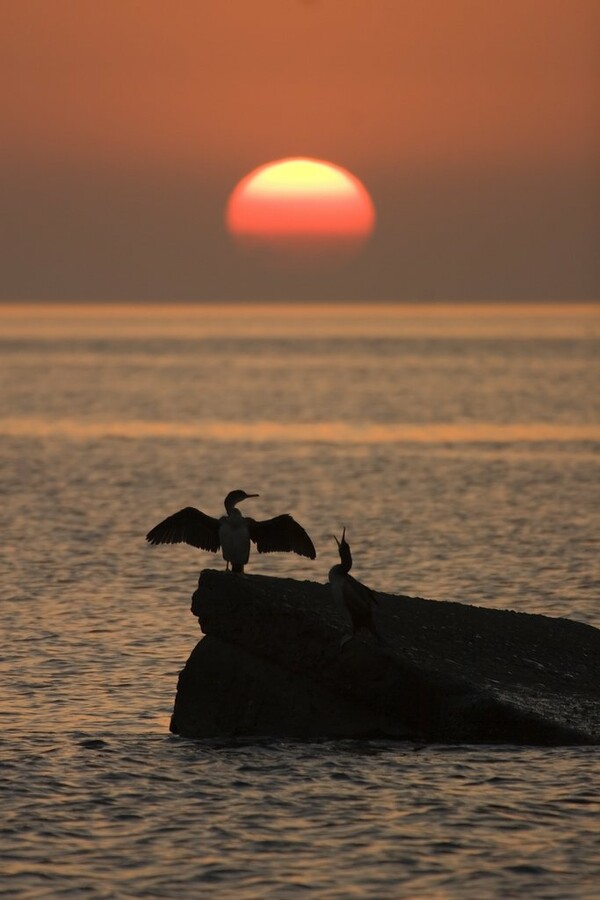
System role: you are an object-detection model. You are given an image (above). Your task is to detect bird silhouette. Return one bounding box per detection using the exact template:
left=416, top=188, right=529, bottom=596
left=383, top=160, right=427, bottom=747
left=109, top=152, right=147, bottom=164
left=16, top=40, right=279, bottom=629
left=329, top=527, right=379, bottom=645
left=146, top=489, right=316, bottom=573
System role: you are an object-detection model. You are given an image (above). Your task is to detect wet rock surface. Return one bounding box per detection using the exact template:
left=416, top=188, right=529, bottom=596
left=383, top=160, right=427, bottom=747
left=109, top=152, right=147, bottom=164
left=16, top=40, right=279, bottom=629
left=171, top=570, right=600, bottom=744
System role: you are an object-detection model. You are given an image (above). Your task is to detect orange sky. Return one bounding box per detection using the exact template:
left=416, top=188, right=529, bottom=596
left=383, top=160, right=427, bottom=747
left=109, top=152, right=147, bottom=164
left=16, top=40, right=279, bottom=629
left=1, top=0, right=598, bottom=301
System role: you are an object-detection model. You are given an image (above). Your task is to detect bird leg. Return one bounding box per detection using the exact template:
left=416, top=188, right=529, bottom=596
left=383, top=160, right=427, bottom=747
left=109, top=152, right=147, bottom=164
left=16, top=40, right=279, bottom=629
left=340, top=632, right=354, bottom=648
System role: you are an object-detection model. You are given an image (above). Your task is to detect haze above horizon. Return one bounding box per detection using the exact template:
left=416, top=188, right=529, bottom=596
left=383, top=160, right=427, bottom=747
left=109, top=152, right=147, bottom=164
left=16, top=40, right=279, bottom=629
left=1, top=1, right=598, bottom=302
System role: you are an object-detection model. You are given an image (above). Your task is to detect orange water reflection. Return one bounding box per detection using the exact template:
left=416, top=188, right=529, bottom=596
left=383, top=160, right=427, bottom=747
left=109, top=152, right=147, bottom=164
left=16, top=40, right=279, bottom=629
left=1, top=417, right=598, bottom=443
left=1, top=302, right=598, bottom=340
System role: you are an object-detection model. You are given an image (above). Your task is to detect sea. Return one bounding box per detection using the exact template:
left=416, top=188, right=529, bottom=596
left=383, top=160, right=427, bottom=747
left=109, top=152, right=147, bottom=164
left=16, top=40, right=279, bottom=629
left=1, top=302, right=598, bottom=898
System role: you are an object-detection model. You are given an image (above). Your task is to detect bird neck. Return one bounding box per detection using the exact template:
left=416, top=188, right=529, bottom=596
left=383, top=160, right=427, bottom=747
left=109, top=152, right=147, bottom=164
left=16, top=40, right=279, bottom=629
left=339, top=544, right=352, bottom=573
left=226, top=506, right=242, bottom=519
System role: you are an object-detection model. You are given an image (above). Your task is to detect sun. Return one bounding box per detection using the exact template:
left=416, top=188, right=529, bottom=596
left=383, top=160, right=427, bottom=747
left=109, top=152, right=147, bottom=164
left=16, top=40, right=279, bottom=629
left=226, top=157, right=375, bottom=264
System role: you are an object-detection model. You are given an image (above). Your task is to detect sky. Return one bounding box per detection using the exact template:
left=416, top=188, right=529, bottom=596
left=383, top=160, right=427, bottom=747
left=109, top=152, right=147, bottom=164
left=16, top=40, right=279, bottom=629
left=1, top=0, right=598, bottom=302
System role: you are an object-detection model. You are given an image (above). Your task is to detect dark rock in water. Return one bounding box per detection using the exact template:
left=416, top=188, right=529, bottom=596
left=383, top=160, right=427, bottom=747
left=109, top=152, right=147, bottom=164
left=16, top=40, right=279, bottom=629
left=170, top=570, right=600, bottom=745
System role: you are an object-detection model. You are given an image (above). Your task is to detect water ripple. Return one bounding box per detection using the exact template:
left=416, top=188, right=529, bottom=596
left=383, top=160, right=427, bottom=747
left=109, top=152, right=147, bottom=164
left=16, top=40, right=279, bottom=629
left=1, top=306, right=599, bottom=896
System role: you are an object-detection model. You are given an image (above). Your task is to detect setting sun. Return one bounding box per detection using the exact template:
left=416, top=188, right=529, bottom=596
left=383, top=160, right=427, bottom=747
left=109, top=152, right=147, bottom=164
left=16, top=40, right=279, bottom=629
left=226, top=157, right=375, bottom=261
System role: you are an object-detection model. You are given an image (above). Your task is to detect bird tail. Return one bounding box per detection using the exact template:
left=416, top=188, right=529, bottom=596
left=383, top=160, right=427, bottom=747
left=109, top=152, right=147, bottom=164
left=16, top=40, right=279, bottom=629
left=231, top=562, right=244, bottom=574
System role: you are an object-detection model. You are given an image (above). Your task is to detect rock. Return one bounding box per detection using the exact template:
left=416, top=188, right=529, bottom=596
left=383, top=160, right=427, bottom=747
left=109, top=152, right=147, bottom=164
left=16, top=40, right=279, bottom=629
left=170, top=570, right=600, bottom=744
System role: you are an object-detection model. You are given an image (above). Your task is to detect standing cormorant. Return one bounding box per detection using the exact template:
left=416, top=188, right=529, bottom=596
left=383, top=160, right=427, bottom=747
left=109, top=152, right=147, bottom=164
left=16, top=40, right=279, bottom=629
left=146, top=489, right=316, bottom=573
left=329, top=527, right=379, bottom=644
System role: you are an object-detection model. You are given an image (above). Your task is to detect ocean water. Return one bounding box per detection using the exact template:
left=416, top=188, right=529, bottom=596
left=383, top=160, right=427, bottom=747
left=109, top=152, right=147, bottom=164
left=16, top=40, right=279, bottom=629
left=1, top=302, right=599, bottom=898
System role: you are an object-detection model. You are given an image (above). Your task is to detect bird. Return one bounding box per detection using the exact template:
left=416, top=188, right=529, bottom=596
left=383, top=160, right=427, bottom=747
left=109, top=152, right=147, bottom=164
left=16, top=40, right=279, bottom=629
left=329, top=527, right=379, bottom=645
left=146, top=489, right=316, bottom=573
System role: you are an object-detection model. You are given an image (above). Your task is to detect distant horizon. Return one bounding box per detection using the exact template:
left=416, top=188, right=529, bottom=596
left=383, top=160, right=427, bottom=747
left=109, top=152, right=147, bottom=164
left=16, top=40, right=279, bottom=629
left=2, top=301, right=598, bottom=344
left=2, top=298, right=599, bottom=306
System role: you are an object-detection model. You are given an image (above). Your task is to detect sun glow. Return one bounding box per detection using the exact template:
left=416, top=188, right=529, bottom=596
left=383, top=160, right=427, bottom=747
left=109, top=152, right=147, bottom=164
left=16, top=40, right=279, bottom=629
left=226, top=157, right=375, bottom=262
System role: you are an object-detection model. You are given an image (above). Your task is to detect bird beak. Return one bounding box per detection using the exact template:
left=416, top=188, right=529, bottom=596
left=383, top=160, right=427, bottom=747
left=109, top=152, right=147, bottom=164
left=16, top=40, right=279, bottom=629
left=332, top=534, right=340, bottom=547
left=341, top=526, right=346, bottom=542
left=246, top=493, right=259, bottom=498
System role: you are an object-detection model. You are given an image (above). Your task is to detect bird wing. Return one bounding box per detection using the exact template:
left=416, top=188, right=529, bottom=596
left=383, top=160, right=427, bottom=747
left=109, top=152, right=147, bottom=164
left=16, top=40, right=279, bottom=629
left=346, top=573, right=379, bottom=607
left=146, top=507, right=221, bottom=552
left=247, top=514, right=316, bottom=559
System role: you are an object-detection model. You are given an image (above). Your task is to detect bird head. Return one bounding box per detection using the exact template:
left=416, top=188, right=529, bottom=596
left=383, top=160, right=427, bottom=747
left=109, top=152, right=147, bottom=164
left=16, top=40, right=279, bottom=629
left=224, top=489, right=259, bottom=513
left=333, top=526, right=353, bottom=571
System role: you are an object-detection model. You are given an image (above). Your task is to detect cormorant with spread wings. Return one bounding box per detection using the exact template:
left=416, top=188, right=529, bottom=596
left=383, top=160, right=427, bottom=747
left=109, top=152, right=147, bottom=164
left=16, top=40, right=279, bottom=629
left=146, top=489, right=316, bottom=573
